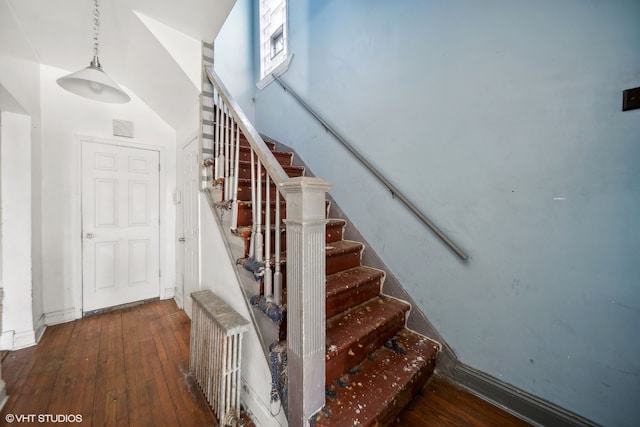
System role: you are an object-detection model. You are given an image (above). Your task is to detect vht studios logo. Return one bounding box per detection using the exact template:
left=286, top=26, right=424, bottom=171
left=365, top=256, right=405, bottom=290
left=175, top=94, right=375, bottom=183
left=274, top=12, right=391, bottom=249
left=5, top=413, right=83, bottom=423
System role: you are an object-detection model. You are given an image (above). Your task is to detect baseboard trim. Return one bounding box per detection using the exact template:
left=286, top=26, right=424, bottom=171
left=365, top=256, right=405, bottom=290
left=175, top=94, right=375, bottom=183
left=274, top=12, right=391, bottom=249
left=240, top=378, right=287, bottom=427
left=163, top=287, right=176, bottom=299
left=83, top=297, right=159, bottom=318
left=45, top=308, right=77, bottom=326
left=34, top=313, right=47, bottom=343
left=449, top=363, right=600, bottom=427
left=8, top=330, right=36, bottom=350
left=0, top=379, right=8, bottom=412
left=174, top=289, right=184, bottom=310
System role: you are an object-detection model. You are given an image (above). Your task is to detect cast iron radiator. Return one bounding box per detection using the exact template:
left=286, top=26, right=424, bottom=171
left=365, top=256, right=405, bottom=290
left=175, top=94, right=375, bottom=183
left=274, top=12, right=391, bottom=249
left=190, top=290, right=250, bottom=424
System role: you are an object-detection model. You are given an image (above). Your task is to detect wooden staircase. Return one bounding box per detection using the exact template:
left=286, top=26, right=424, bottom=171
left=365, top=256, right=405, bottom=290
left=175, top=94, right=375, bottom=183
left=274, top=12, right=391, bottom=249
left=224, top=133, right=440, bottom=426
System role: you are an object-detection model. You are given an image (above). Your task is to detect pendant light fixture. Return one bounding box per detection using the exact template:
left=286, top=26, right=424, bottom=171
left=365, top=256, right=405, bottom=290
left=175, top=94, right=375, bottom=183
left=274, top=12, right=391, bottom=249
left=57, top=0, right=130, bottom=103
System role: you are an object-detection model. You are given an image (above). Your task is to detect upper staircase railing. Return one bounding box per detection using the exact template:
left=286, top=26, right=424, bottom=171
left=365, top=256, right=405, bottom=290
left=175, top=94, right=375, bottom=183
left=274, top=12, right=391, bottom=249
left=271, top=74, right=469, bottom=261
left=204, top=67, right=330, bottom=425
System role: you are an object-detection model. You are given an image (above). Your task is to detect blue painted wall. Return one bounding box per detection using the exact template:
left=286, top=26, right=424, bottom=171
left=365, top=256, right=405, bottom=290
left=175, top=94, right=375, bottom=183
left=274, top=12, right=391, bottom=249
left=214, top=0, right=256, bottom=120
left=217, top=1, right=640, bottom=425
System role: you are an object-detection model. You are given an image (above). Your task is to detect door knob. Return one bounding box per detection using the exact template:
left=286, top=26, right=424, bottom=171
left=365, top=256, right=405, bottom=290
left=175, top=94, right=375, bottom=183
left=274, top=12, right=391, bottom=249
left=86, top=232, right=95, bottom=239
left=178, top=237, right=186, bottom=242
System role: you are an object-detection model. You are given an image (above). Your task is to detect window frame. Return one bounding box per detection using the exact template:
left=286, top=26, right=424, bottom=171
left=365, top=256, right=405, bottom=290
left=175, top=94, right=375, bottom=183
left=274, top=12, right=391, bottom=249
left=256, top=0, right=292, bottom=90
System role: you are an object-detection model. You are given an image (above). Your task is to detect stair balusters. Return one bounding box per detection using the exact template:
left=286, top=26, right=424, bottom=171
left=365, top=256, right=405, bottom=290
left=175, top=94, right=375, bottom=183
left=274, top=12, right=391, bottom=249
left=274, top=189, right=282, bottom=305
left=249, top=150, right=257, bottom=259
left=214, top=93, right=222, bottom=180
left=223, top=104, right=231, bottom=197
left=206, top=67, right=331, bottom=423
left=230, top=122, right=240, bottom=232
left=264, top=175, right=273, bottom=298
left=255, top=160, right=263, bottom=263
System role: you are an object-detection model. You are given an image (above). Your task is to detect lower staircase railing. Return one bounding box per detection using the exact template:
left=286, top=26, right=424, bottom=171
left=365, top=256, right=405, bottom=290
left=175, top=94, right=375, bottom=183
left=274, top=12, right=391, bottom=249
left=204, top=67, right=331, bottom=425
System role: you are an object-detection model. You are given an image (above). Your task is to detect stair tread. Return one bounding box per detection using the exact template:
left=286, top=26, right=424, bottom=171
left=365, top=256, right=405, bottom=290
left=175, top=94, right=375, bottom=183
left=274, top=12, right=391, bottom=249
left=326, top=296, right=410, bottom=356
left=258, top=240, right=362, bottom=267
left=325, top=240, right=364, bottom=257
left=236, top=199, right=330, bottom=208
left=237, top=199, right=286, bottom=207
left=238, top=159, right=303, bottom=171
left=315, top=329, right=440, bottom=427
left=326, top=266, right=385, bottom=297
left=251, top=266, right=384, bottom=314
left=238, top=145, right=293, bottom=157
left=210, top=131, right=277, bottom=150
left=237, top=218, right=345, bottom=234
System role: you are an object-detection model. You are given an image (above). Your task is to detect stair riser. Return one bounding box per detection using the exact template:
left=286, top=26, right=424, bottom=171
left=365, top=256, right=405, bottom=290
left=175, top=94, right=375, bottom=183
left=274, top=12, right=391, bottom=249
left=242, top=222, right=345, bottom=258
left=245, top=244, right=362, bottom=306
left=209, top=123, right=277, bottom=150
left=325, top=311, right=407, bottom=385
left=237, top=147, right=293, bottom=166
left=264, top=244, right=362, bottom=291
left=326, top=246, right=362, bottom=276
left=375, top=357, right=436, bottom=426
left=236, top=200, right=330, bottom=228
left=236, top=204, right=287, bottom=228
left=237, top=163, right=304, bottom=180
left=326, top=278, right=382, bottom=319
left=236, top=183, right=280, bottom=202
left=213, top=137, right=279, bottom=152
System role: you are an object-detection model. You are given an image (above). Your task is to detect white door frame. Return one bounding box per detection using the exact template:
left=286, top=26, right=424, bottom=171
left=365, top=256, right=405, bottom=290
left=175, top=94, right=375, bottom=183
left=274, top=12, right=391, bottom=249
left=73, top=135, right=169, bottom=318
left=175, top=135, right=200, bottom=314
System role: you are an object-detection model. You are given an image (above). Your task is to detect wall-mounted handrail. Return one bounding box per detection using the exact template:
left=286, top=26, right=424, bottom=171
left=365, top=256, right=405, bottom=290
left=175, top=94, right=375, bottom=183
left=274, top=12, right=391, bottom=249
left=271, top=74, right=469, bottom=261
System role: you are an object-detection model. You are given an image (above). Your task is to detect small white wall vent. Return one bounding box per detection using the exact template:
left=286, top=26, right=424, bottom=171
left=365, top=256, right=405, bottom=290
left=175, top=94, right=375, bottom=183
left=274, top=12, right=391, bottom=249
left=113, top=119, right=134, bottom=138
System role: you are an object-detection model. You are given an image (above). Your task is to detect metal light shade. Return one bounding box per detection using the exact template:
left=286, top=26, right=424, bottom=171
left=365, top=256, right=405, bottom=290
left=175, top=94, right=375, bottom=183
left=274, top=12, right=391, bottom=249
left=57, top=57, right=130, bottom=103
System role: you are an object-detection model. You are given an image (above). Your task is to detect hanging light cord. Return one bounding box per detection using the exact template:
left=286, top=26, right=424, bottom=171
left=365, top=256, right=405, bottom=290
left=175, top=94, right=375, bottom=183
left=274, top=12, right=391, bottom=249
left=91, top=0, right=102, bottom=68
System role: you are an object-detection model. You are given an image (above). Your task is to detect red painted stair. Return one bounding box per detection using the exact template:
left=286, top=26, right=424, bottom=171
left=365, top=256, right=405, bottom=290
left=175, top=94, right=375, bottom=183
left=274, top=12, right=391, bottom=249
left=223, top=134, right=440, bottom=426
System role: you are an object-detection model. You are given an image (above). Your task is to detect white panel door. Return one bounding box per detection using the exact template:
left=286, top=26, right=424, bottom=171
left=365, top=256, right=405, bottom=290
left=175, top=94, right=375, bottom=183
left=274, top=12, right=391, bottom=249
left=82, top=142, right=160, bottom=312
left=179, top=138, right=200, bottom=318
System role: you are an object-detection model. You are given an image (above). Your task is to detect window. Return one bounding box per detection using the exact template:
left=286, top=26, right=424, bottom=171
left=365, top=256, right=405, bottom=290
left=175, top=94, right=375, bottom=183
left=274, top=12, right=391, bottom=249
left=257, top=0, right=291, bottom=89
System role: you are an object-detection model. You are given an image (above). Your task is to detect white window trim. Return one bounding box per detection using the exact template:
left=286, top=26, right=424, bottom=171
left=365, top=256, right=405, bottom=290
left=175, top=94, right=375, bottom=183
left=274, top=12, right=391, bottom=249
left=256, top=53, right=294, bottom=90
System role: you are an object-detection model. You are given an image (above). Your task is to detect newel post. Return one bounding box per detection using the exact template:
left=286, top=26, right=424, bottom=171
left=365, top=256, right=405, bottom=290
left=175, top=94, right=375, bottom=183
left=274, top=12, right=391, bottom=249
left=280, top=177, right=331, bottom=426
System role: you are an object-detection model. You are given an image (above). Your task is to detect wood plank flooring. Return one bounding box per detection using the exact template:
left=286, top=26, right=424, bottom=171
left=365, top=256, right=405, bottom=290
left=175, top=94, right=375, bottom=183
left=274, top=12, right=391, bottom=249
left=0, top=299, right=531, bottom=426
left=0, top=299, right=217, bottom=427
left=394, top=375, right=533, bottom=427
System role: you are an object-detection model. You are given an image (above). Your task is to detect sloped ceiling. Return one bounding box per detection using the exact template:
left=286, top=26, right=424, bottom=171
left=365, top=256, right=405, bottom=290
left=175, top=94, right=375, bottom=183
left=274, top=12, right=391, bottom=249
left=3, top=0, right=236, bottom=128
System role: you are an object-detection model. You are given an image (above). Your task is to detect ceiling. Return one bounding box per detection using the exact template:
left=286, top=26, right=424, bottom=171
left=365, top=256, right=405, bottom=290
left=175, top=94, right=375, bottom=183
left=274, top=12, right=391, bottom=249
left=2, top=0, right=237, bottom=128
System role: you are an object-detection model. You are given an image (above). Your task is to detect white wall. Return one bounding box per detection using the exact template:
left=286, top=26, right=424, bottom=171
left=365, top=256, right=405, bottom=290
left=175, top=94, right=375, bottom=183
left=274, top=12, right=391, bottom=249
left=0, top=0, right=43, bottom=349
left=0, top=112, right=35, bottom=349
left=237, top=1, right=640, bottom=426
left=199, top=195, right=287, bottom=427
left=39, top=64, right=177, bottom=324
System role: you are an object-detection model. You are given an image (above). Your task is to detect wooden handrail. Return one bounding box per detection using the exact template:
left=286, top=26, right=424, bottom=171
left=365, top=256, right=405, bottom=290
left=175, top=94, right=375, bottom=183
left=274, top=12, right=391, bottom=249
left=205, top=67, right=290, bottom=187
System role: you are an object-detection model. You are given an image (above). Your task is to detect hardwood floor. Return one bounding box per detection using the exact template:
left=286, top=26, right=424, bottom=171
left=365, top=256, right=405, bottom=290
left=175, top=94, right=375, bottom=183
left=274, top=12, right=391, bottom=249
left=394, top=375, right=532, bottom=427
left=1, top=299, right=531, bottom=426
left=1, top=299, right=217, bottom=427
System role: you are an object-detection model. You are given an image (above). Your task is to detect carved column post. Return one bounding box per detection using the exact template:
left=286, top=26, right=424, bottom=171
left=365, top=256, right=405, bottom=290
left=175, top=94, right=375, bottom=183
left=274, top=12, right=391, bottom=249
left=280, top=177, right=331, bottom=426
